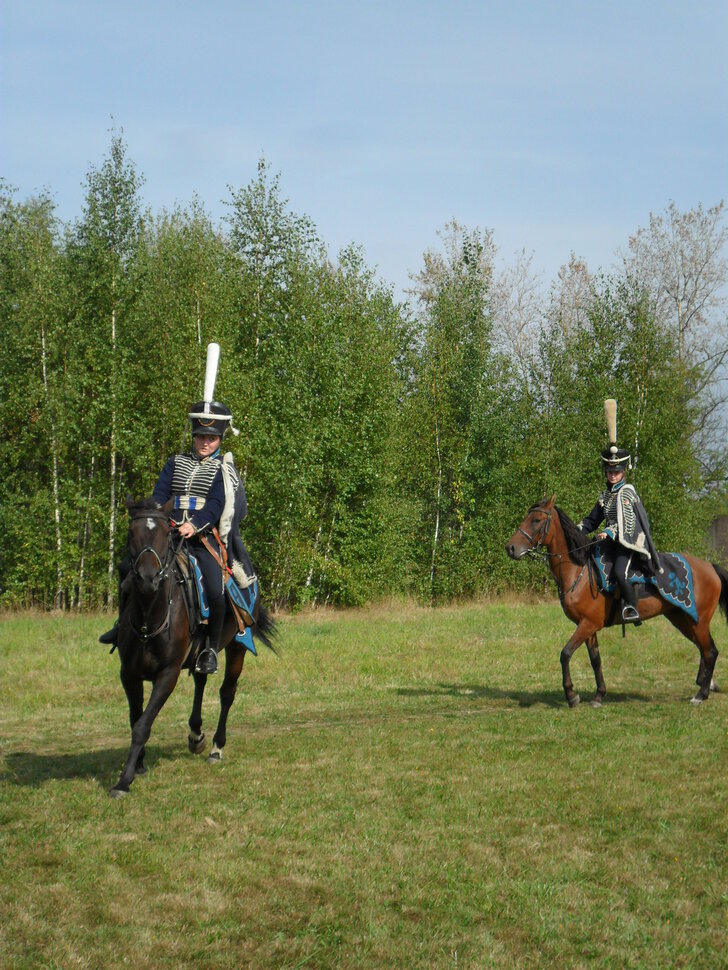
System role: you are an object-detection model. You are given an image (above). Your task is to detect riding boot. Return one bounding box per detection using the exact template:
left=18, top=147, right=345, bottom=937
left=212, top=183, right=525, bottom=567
left=619, top=579, right=642, bottom=625
left=196, top=597, right=225, bottom=674
left=99, top=621, right=119, bottom=645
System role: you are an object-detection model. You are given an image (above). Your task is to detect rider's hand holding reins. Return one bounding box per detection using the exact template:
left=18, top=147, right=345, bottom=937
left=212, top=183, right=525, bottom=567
left=177, top=521, right=196, bottom=539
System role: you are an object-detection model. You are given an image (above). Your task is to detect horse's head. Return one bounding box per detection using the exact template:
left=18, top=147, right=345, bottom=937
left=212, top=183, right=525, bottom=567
left=506, top=496, right=556, bottom=560
left=126, top=497, right=176, bottom=595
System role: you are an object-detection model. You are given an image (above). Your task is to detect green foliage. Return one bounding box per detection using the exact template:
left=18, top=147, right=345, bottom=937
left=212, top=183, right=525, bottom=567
left=1, top=140, right=725, bottom=609
left=63, top=133, right=147, bottom=604
left=404, top=223, right=499, bottom=600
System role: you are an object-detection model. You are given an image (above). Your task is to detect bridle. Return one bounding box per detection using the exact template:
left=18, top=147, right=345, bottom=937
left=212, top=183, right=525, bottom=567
left=128, top=511, right=178, bottom=586
left=518, top=504, right=600, bottom=600
left=126, top=511, right=181, bottom=641
left=517, top=507, right=554, bottom=558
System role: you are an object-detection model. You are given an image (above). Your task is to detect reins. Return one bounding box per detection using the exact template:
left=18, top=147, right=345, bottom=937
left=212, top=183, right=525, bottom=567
left=520, top=505, right=601, bottom=601
left=130, top=598, right=174, bottom=643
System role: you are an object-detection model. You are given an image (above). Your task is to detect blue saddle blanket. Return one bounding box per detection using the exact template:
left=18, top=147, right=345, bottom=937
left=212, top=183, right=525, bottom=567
left=594, top=546, right=698, bottom=623
left=233, top=579, right=259, bottom=656
left=181, top=552, right=259, bottom=656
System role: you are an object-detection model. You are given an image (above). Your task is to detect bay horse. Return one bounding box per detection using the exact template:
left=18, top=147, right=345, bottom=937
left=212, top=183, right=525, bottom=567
left=506, top=496, right=728, bottom=707
left=110, top=497, right=276, bottom=797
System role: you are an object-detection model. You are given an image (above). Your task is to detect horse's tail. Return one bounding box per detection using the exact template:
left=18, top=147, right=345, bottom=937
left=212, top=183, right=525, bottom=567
left=254, top=602, right=279, bottom=654
left=712, top=563, right=728, bottom=623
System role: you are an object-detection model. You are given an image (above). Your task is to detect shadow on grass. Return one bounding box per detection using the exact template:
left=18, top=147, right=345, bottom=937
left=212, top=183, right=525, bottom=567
left=2, top=743, right=182, bottom=788
left=396, top=682, right=652, bottom=708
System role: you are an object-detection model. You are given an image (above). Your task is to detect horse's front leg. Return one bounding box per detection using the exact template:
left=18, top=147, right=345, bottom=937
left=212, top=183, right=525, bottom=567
left=560, top=622, right=597, bottom=708
left=119, top=668, right=145, bottom=772
left=585, top=633, right=607, bottom=707
left=111, top=665, right=181, bottom=798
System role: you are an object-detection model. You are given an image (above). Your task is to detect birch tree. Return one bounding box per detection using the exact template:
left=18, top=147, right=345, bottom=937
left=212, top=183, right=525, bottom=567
left=407, top=221, right=496, bottom=600
left=66, top=133, right=144, bottom=604
left=620, top=201, right=728, bottom=483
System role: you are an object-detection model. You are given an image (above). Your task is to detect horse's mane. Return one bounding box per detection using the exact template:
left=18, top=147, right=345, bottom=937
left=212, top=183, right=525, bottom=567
left=554, top=505, right=592, bottom=566
left=126, top=495, right=165, bottom=516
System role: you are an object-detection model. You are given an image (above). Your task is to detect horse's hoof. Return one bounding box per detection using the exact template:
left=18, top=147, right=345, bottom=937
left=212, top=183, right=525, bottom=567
left=690, top=695, right=704, bottom=705
left=567, top=694, right=581, bottom=708
left=188, top=732, right=206, bottom=754
left=590, top=696, right=603, bottom=708
left=109, top=787, right=129, bottom=799
left=710, top=678, right=720, bottom=692
left=207, top=748, right=223, bottom=764
left=135, top=765, right=147, bottom=777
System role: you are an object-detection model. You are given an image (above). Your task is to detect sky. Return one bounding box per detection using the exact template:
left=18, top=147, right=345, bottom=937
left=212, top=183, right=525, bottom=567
left=2, top=0, right=727, bottom=302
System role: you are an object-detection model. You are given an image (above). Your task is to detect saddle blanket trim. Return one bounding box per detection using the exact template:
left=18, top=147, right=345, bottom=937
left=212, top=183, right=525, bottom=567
left=187, top=553, right=210, bottom=618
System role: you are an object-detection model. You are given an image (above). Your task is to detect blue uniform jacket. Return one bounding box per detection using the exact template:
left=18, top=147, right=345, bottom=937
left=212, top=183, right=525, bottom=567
left=152, top=455, right=225, bottom=534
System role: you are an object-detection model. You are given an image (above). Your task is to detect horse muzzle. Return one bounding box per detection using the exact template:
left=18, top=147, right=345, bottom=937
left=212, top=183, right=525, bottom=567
left=132, top=552, right=167, bottom=594
left=505, top=539, right=529, bottom=560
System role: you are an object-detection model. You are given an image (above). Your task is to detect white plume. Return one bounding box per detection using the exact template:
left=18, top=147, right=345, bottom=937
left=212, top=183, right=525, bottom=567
left=203, top=343, right=220, bottom=404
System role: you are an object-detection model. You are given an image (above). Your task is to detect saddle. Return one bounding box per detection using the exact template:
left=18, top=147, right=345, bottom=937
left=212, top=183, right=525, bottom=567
left=593, top=544, right=698, bottom=622
left=174, top=548, right=208, bottom=636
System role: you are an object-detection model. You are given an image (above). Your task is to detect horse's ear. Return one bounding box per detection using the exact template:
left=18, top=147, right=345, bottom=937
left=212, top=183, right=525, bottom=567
left=547, top=494, right=556, bottom=507
left=161, top=498, right=175, bottom=515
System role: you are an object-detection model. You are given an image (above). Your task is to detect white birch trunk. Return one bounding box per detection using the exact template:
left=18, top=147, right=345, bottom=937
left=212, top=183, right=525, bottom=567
left=320, top=509, right=337, bottom=608
left=430, top=375, right=442, bottom=601
left=77, top=455, right=95, bottom=610
left=40, top=321, right=64, bottom=608
left=306, top=522, right=324, bottom=589
left=107, top=303, right=118, bottom=604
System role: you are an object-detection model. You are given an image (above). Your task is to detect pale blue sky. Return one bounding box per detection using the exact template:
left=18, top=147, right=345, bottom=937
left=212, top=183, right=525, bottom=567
left=2, top=0, right=726, bottom=300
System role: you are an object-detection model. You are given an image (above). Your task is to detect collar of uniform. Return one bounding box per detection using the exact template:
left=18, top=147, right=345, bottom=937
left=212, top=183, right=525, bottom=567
left=188, top=449, right=221, bottom=464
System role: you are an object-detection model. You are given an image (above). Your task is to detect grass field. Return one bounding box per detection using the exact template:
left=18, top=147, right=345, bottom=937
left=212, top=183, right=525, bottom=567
left=1, top=601, right=727, bottom=969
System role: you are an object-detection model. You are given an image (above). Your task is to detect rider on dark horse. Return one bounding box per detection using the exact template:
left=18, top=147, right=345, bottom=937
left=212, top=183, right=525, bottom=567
left=100, top=366, right=256, bottom=676
left=577, top=442, right=661, bottom=626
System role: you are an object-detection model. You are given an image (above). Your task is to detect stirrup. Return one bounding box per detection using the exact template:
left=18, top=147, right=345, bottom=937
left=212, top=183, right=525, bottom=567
left=195, top=646, right=218, bottom=675
left=621, top=604, right=641, bottom=625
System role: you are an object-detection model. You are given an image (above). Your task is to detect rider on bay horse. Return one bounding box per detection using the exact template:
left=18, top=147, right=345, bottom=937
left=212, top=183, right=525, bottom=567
left=577, top=442, right=661, bottom=626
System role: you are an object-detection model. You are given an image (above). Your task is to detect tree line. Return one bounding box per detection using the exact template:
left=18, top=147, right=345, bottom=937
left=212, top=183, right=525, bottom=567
left=1, top=135, right=727, bottom=610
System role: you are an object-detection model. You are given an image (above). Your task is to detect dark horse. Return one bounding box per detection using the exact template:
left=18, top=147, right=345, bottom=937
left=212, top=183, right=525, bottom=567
left=506, top=496, right=728, bottom=707
left=110, top=497, right=276, bottom=797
